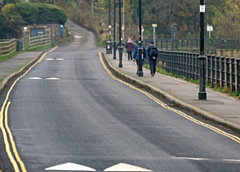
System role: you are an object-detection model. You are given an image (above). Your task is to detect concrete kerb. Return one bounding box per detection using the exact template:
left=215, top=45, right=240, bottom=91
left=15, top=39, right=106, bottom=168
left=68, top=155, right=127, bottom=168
left=0, top=52, right=43, bottom=94
left=102, top=53, right=240, bottom=133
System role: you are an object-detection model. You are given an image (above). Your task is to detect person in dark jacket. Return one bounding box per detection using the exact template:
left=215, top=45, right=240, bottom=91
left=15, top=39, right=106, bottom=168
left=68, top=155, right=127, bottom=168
left=125, top=39, right=135, bottom=60
left=147, top=41, right=158, bottom=76
left=133, top=44, right=146, bottom=73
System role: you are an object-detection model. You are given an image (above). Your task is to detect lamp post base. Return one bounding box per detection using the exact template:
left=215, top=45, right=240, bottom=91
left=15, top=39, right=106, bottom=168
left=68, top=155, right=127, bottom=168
left=137, top=71, right=143, bottom=77
left=118, top=46, right=123, bottom=68
left=198, top=92, right=207, bottom=100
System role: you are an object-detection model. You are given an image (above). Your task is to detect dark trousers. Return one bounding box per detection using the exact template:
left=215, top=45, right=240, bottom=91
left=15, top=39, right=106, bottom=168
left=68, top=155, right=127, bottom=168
left=149, top=58, right=157, bottom=74
left=127, top=51, right=132, bottom=60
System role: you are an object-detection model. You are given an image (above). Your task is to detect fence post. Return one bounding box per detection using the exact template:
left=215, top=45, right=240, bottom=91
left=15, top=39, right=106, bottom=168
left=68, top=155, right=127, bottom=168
left=220, top=56, right=225, bottom=88
left=230, top=58, right=236, bottom=92
left=206, top=55, right=210, bottom=84
left=216, top=56, right=221, bottom=86
left=226, top=57, right=230, bottom=89
left=212, top=55, right=216, bottom=88
left=236, top=58, right=240, bottom=92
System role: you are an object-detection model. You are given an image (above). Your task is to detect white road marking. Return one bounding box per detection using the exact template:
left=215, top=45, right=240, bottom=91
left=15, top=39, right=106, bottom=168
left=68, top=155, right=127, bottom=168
left=74, top=35, right=83, bottom=38
left=45, top=162, right=96, bottom=171
left=45, top=77, right=60, bottom=80
left=27, top=77, right=43, bottom=80
left=172, top=157, right=240, bottom=162
left=171, top=157, right=209, bottom=161
left=56, top=58, right=64, bottom=61
left=104, top=163, right=151, bottom=171
left=45, top=58, right=54, bottom=60
left=221, top=159, right=240, bottom=162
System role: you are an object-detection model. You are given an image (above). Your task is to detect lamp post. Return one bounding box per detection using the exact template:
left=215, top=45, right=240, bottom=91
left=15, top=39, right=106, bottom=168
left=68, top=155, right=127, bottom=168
left=105, top=0, right=112, bottom=54
left=106, top=0, right=112, bottom=54
left=198, top=0, right=207, bottom=100
left=118, top=0, right=123, bottom=68
left=113, top=0, right=117, bottom=59
left=108, top=0, right=111, bottom=41
left=137, top=0, right=143, bottom=77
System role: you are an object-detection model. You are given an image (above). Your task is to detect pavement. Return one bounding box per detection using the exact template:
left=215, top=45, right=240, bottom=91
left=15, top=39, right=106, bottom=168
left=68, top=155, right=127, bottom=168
left=103, top=52, right=240, bottom=133
left=0, top=52, right=43, bottom=93
left=1, top=50, right=240, bottom=133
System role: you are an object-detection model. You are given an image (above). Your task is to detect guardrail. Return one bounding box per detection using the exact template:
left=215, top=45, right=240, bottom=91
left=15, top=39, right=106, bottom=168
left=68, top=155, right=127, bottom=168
left=156, top=51, right=240, bottom=92
left=0, top=39, right=17, bottom=57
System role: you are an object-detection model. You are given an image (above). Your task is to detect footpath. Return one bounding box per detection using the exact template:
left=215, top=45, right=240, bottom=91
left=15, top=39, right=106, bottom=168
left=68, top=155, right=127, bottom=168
left=103, top=52, right=240, bottom=133
left=0, top=52, right=42, bottom=93
left=1, top=50, right=240, bottom=133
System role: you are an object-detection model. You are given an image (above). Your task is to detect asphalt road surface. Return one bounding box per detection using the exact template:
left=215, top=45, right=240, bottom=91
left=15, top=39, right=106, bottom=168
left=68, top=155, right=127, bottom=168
left=1, top=19, right=240, bottom=172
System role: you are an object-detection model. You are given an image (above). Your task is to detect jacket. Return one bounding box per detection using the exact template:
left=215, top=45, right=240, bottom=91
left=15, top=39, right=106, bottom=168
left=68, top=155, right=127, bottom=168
left=133, top=45, right=146, bottom=60
left=125, top=42, right=135, bottom=52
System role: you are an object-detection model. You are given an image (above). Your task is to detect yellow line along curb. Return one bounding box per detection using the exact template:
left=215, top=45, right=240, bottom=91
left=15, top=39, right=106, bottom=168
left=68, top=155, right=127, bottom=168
left=98, top=52, right=240, bottom=144
left=0, top=46, right=58, bottom=171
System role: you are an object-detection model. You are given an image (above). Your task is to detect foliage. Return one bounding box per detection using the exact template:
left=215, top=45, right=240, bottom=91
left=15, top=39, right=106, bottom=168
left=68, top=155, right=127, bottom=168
left=14, top=3, right=39, bottom=23
left=0, top=2, right=67, bottom=38
left=3, top=0, right=240, bottom=41
left=6, top=0, right=23, bottom=3
left=2, top=3, right=23, bottom=38
left=15, top=3, right=67, bottom=24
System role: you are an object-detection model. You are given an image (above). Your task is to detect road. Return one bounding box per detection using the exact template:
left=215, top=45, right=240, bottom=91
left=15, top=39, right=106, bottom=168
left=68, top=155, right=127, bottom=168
left=0, top=19, right=240, bottom=172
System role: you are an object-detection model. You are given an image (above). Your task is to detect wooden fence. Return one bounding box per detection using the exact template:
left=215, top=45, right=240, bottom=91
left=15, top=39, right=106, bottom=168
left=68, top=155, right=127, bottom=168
left=0, top=39, right=17, bottom=57
left=0, top=33, right=51, bottom=58
left=28, top=32, right=51, bottom=50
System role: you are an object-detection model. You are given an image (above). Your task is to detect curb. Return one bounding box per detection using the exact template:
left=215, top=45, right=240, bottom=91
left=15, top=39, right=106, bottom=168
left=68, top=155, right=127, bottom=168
left=101, top=53, right=240, bottom=133
left=0, top=52, right=43, bottom=94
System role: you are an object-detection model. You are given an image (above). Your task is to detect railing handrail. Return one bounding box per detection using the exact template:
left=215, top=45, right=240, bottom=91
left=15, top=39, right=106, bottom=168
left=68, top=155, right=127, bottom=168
left=156, top=50, right=240, bottom=93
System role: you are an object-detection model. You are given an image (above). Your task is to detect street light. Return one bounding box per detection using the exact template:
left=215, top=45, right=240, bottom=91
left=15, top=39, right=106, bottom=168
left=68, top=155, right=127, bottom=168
left=113, top=0, right=117, bottom=59
left=137, top=0, right=143, bottom=77
left=118, top=0, right=123, bottom=68
left=105, top=0, right=112, bottom=54
left=198, top=0, right=207, bottom=100
left=108, top=0, right=111, bottom=41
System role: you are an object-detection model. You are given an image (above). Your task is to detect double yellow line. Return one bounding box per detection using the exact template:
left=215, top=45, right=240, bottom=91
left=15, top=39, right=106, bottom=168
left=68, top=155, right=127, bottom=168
left=0, top=46, right=57, bottom=171
left=98, top=52, right=240, bottom=144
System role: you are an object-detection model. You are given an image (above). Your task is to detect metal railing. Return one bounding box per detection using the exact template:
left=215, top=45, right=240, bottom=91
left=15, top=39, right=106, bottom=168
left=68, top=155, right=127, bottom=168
left=156, top=50, right=240, bottom=92
left=0, top=39, right=17, bottom=57
left=143, top=38, right=240, bottom=54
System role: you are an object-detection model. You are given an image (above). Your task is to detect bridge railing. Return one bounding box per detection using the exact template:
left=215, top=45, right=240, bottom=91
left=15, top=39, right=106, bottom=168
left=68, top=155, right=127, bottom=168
left=143, top=38, right=240, bottom=54
left=155, top=50, right=240, bottom=93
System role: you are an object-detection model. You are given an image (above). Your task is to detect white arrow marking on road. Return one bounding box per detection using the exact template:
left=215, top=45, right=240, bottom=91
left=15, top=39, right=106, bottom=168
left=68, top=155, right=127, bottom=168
left=45, top=77, right=60, bottom=80
left=46, top=58, right=54, bottom=60
left=27, top=77, right=43, bottom=80
left=104, top=163, right=151, bottom=171
left=45, top=162, right=96, bottom=171
left=56, top=58, right=64, bottom=61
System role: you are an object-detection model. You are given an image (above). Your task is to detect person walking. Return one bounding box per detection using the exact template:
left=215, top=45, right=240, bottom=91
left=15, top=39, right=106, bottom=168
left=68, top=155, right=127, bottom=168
left=133, top=44, right=146, bottom=73
left=147, top=41, right=158, bottom=76
left=125, top=39, right=134, bottom=61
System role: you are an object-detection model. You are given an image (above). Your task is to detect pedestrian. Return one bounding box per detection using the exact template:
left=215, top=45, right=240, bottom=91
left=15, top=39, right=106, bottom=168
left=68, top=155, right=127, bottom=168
left=147, top=41, right=158, bottom=76
left=133, top=44, right=146, bottom=73
left=125, top=39, right=134, bottom=61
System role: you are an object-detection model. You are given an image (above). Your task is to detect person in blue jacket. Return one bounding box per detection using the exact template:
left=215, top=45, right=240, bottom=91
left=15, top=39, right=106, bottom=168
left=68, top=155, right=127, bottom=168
left=133, top=44, right=146, bottom=73
left=147, top=41, right=158, bottom=76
